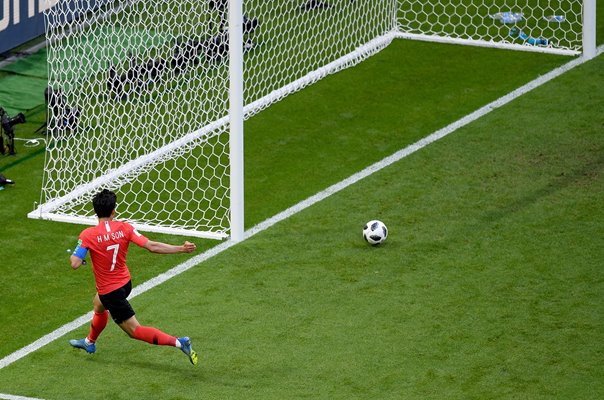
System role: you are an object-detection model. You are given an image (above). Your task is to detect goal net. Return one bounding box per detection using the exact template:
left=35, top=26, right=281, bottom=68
left=30, top=0, right=591, bottom=239
left=30, top=0, right=394, bottom=239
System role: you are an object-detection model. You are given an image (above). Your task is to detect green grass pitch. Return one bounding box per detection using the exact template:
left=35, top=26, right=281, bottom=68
left=0, top=17, right=603, bottom=400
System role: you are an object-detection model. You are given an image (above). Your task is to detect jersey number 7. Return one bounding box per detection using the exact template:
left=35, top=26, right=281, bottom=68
left=107, top=244, right=120, bottom=271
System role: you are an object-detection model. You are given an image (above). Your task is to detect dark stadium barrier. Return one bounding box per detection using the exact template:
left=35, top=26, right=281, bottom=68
left=0, top=0, right=112, bottom=55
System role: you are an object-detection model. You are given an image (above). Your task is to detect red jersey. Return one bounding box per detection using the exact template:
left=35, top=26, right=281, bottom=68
left=78, top=220, right=149, bottom=295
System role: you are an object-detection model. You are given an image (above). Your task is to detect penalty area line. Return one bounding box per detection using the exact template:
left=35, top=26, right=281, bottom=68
left=0, top=47, right=600, bottom=374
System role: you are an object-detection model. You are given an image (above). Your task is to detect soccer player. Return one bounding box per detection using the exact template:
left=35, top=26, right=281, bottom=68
left=68, top=189, right=198, bottom=365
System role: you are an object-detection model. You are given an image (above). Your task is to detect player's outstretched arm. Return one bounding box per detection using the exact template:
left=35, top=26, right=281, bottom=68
left=144, top=240, right=196, bottom=254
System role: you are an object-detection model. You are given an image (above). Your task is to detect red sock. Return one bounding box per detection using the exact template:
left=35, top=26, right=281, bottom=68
left=133, top=325, right=177, bottom=346
left=88, top=310, right=109, bottom=343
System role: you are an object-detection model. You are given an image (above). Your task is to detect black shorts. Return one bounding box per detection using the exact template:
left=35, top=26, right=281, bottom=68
left=98, top=280, right=135, bottom=324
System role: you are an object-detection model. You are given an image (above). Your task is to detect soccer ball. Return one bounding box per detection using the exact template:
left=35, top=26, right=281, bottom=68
left=363, top=220, right=388, bottom=245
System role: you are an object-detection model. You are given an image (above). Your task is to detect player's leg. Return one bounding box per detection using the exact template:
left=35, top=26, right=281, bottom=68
left=102, top=283, right=177, bottom=345
left=119, top=315, right=198, bottom=365
left=88, top=293, right=109, bottom=342
left=119, top=315, right=175, bottom=345
left=68, top=293, right=108, bottom=353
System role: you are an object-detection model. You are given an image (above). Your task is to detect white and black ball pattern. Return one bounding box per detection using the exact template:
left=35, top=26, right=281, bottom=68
left=363, top=220, right=388, bottom=245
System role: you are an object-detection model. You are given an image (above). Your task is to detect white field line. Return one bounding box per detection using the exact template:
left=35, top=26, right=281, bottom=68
left=0, top=46, right=602, bottom=375
left=0, top=393, right=46, bottom=400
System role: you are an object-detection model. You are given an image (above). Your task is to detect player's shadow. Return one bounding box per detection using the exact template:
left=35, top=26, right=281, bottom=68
left=127, top=358, right=204, bottom=378
left=86, top=350, right=203, bottom=378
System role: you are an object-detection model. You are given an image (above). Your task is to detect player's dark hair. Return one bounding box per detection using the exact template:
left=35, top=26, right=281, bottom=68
left=92, top=189, right=117, bottom=218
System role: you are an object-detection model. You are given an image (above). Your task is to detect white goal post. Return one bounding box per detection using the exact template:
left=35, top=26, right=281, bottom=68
left=29, top=0, right=596, bottom=240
